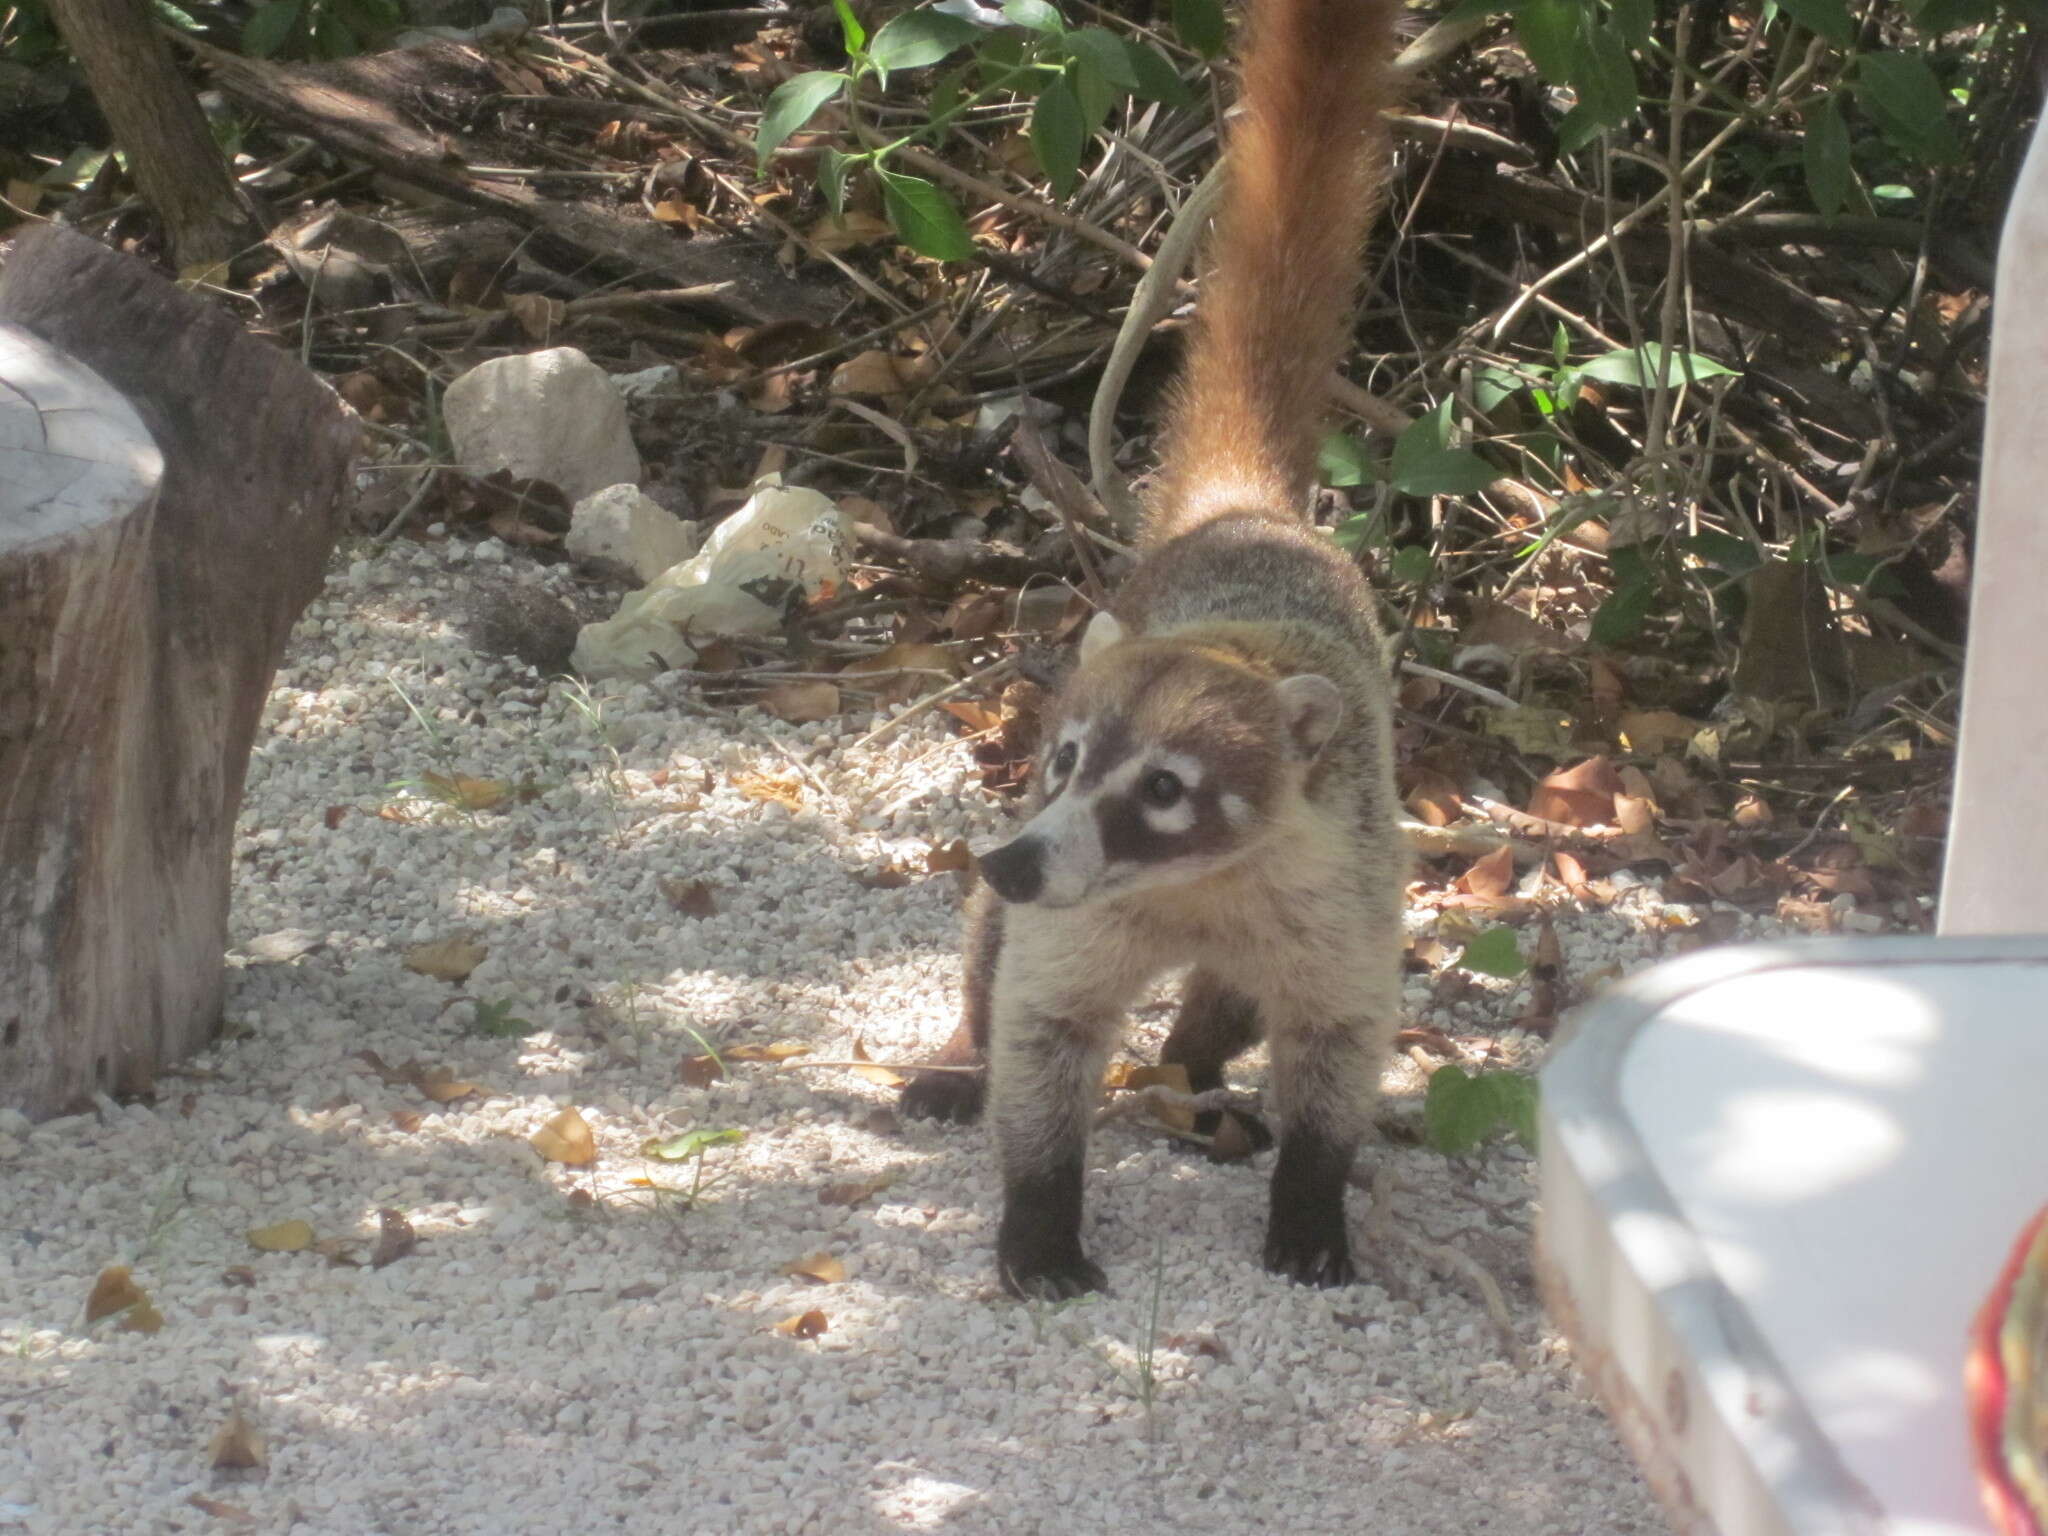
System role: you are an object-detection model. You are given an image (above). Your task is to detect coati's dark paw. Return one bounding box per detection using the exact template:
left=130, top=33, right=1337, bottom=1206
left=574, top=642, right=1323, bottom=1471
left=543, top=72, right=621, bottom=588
left=898, top=1068, right=986, bottom=1124
left=997, top=1240, right=1108, bottom=1302
left=1263, top=1216, right=1357, bottom=1288
left=1192, top=1106, right=1275, bottom=1160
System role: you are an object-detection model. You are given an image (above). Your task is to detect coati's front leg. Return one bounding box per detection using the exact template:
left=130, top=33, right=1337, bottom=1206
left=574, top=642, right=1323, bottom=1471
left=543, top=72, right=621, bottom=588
left=898, top=883, right=1004, bottom=1124
left=987, top=909, right=1151, bottom=1299
left=1260, top=1003, right=1394, bottom=1288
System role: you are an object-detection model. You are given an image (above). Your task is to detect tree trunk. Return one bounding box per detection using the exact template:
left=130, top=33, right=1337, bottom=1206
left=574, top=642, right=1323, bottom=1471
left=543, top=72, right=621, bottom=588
left=0, top=225, right=355, bottom=1120
left=46, top=0, right=262, bottom=268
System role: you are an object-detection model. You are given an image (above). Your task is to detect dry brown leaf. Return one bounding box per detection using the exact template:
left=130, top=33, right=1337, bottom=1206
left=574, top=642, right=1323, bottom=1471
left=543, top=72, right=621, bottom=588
left=732, top=770, right=804, bottom=811
left=1460, top=597, right=1578, bottom=654
left=86, top=1266, right=153, bottom=1326
left=1456, top=845, right=1515, bottom=902
left=828, top=349, right=914, bottom=398
left=422, top=773, right=513, bottom=811
left=1120, top=1063, right=1195, bottom=1132
left=807, top=210, right=892, bottom=254
left=221, top=1267, right=257, bottom=1288
left=678, top=1052, right=727, bottom=1087
left=410, top=1065, right=482, bottom=1104
left=1616, top=709, right=1702, bottom=756
left=186, top=1494, right=255, bottom=1522
left=390, top=1108, right=424, bottom=1133
left=370, top=1207, right=417, bottom=1269
left=726, top=1041, right=812, bottom=1063
left=404, top=936, right=488, bottom=983
left=660, top=877, right=719, bottom=918
left=504, top=291, right=564, bottom=342
left=207, top=1409, right=266, bottom=1471
left=1209, top=1112, right=1255, bottom=1162
left=760, top=680, right=841, bottom=723
left=775, top=1308, right=830, bottom=1339
left=782, top=1252, right=847, bottom=1284
left=531, top=1107, right=598, bottom=1166
left=840, top=642, right=959, bottom=706
left=1527, top=756, right=1623, bottom=828
left=247, top=1219, right=316, bottom=1253
left=819, top=1174, right=895, bottom=1206
left=313, top=1235, right=364, bottom=1267
left=1732, top=792, right=1774, bottom=828
left=839, top=493, right=894, bottom=533
left=925, top=839, right=972, bottom=876
left=847, top=1038, right=907, bottom=1088
left=1403, top=767, right=1463, bottom=828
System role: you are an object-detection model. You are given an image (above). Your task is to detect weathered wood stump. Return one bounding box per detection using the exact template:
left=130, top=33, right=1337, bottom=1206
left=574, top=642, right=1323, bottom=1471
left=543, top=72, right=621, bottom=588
left=0, top=225, right=356, bottom=1119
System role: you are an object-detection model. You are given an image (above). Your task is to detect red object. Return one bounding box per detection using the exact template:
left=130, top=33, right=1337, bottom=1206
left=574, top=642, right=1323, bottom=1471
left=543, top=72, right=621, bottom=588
left=1969, top=1203, right=2048, bottom=1536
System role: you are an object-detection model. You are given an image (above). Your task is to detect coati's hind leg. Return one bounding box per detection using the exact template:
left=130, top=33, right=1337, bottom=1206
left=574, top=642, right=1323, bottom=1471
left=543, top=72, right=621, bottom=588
left=1159, top=971, right=1274, bottom=1155
left=899, top=883, right=1003, bottom=1123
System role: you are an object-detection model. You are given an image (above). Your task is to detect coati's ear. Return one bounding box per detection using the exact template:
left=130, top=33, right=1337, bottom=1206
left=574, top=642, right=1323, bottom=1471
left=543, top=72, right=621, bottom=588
left=1079, top=610, right=1125, bottom=663
left=1275, top=674, right=1344, bottom=759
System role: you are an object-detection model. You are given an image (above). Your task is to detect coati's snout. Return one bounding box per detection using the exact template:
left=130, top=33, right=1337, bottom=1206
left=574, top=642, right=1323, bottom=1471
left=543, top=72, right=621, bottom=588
left=980, top=618, right=1345, bottom=910
left=975, top=836, right=1045, bottom=904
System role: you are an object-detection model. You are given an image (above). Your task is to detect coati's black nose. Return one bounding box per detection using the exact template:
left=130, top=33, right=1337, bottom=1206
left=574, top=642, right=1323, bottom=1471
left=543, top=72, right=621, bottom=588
left=977, top=837, right=1045, bottom=904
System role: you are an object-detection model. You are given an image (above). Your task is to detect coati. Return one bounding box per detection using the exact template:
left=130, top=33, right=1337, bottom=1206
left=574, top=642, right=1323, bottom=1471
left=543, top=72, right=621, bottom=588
left=900, top=0, right=1405, bottom=1299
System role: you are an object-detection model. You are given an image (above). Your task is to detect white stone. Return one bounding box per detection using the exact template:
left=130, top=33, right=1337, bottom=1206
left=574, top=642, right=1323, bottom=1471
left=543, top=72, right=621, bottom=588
left=442, top=347, right=641, bottom=503
left=565, top=484, right=702, bottom=584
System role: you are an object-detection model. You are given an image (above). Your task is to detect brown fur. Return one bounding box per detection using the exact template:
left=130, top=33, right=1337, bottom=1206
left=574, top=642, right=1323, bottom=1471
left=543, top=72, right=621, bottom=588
left=1148, top=0, right=1400, bottom=541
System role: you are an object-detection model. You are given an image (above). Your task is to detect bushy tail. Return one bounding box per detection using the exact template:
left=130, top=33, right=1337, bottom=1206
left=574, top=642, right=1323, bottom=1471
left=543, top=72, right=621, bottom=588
left=1146, top=0, right=1400, bottom=544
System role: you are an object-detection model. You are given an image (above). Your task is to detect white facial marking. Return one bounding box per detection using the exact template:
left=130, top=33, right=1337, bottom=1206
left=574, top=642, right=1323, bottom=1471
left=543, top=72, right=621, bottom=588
left=1143, top=800, right=1197, bottom=835
left=1155, top=752, right=1203, bottom=790
left=1221, top=793, right=1252, bottom=826
left=1079, top=610, right=1125, bottom=663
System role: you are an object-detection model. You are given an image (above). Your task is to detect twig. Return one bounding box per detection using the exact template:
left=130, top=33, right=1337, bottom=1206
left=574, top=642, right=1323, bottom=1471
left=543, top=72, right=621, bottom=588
left=847, top=652, right=1019, bottom=754
left=1398, top=660, right=1517, bottom=710
left=1011, top=417, right=1112, bottom=606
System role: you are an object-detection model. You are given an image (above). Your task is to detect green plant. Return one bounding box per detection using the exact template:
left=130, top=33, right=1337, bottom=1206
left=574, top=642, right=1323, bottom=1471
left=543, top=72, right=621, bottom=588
left=463, top=996, right=538, bottom=1039
left=557, top=678, right=630, bottom=847
left=1457, top=926, right=1529, bottom=979
left=755, top=0, right=1209, bottom=258
left=242, top=0, right=400, bottom=59
left=1424, top=1066, right=1539, bottom=1156
left=640, top=1127, right=747, bottom=1206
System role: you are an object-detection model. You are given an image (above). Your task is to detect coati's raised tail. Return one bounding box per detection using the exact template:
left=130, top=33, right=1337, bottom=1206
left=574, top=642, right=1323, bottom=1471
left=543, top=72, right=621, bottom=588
left=1149, top=0, right=1400, bottom=543
left=899, top=0, right=1407, bottom=1302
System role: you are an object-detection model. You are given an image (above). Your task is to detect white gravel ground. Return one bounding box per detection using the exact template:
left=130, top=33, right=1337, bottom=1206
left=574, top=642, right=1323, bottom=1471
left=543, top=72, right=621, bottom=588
left=0, top=537, right=1717, bottom=1535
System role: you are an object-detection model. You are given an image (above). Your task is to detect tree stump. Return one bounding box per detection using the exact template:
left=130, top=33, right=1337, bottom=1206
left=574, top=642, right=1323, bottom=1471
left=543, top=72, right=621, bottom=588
left=0, top=225, right=356, bottom=1120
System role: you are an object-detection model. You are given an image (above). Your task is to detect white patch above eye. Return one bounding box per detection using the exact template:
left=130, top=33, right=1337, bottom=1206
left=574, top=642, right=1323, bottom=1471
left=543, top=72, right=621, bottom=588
left=1154, top=751, right=1203, bottom=790
left=1220, top=793, right=1252, bottom=826
left=1079, top=610, right=1125, bottom=663
left=1143, top=800, right=1198, bottom=835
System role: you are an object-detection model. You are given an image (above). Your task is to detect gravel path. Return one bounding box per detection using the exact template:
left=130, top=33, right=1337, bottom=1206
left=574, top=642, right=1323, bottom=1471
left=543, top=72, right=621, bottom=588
left=1, top=539, right=1693, bottom=1535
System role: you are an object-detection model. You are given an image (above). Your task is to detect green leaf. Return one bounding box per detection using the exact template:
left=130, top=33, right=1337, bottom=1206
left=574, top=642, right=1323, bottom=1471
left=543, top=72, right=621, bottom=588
left=1389, top=405, right=1496, bottom=498
left=756, top=72, right=847, bottom=169
left=1579, top=343, right=1737, bottom=388
left=1173, top=0, right=1227, bottom=57
left=641, top=1127, right=747, bottom=1161
left=1473, top=365, right=1525, bottom=414
left=1856, top=51, right=1963, bottom=166
left=1391, top=545, right=1434, bottom=584
left=833, top=0, right=867, bottom=54
left=1484, top=1073, right=1541, bottom=1151
left=818, top=147, right=853, bottom=214
left=1120, top=38, right=1194, bottom=106
left=1001, top=0, right=1063, bottom=31
left=977, top=29, right=1031, bottom=88
left=1515, top=0, right=1581, bottom=85
left=1608, top=0, right=1652, bottom=48
left=879, top=169, right=976, bottom=260
left=1069, top=49, right=1114, bottom=133
left=242, top=0, right=303, bottom=57
left=1065, top=26, right=1138, bottom=87
left=870, top=6, right=982, bottom=75
left=1576, top=20, right=1638, bottom=127
left=1319, top=432, right=1379, bottom=488
left=1333, top=512, right=1385, bottom=552
left=1591, top=565, right=1657, bottom=646
left=1871, top=183, right=1915, bottom=202
left=1774, top=0, right=1854, bottom=46
left=1804, top=95, right=1852, bottom=218
left=1459, top=926, right=1528, bottom=978
left=1424, top=1067, right=1494, bottom=1155
left=1031, top=73, right=1087, bottom=199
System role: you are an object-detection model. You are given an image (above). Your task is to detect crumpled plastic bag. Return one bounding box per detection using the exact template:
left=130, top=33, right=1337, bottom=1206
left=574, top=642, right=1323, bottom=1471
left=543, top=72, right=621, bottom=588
left=570, top=478, right=850, bottom=681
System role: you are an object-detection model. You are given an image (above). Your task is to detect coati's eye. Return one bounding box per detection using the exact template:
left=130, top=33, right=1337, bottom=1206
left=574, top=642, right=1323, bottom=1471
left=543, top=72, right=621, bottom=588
left=1051, top=741, right=1078, bottom=776
left=1140, top=769, right=1184, bottom=807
